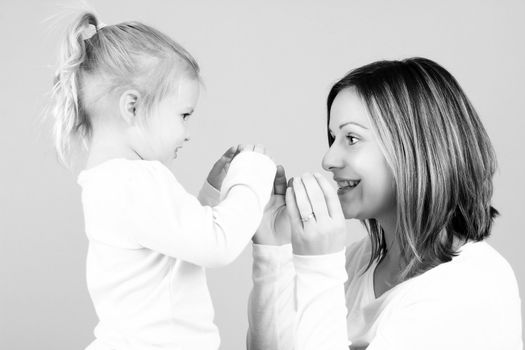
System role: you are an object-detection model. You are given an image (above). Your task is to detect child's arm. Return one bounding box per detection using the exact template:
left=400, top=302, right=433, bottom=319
left=126, top=149, right=276, bottom=268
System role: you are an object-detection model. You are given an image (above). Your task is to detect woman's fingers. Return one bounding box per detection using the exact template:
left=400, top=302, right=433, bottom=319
left=274, top=165, right=287, bottom=195
left=313, top=173, right=344, bottom=219
left=292, top=177, right=316, bottom=224
left=300, top=173, right=330, bottom=220
left=285, top=184, right=303, bottom=231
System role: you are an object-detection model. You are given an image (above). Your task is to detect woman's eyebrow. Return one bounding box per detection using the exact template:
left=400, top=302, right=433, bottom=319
left=339, top=121, right=368, bottom=130
left=330, top=121, right=368, bottom=134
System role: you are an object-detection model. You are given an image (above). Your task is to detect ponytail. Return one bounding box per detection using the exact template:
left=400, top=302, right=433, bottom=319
left=51, top=12, right=99, bottom=166
left=49, top=11, right=200, bottom=167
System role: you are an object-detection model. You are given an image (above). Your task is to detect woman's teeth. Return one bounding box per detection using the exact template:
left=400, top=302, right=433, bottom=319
left=337, top=179, right=360, bottom=194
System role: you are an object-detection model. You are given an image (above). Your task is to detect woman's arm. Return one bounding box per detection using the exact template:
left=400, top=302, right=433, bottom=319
left=286, top=173, right=350, bottom=349
left=293, top=250, right=350, bottom=350
left=247, top=165, right=296, bottom=350
left=247, top=171, right=351, bottom=350
left=247, top=244, right=296, bottom=350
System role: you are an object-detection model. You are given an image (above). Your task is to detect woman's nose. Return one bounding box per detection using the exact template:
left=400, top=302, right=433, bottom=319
left=322, top=143, right=343, bottom=171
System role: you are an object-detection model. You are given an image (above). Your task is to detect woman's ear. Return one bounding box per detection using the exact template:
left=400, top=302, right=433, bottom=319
left=119, top=90, right=141, bottom=125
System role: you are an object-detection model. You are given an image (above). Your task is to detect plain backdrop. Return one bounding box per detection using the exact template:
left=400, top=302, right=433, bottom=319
left=1, top=0, right=524, bottom=349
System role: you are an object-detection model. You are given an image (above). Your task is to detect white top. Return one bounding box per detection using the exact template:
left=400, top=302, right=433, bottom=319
left=248, top=238, right=523, bottom=350
left=77, top=151, right=276, bottom=350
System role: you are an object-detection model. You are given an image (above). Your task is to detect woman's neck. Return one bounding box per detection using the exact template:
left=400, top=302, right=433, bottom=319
left=373, top=213, right=404, bottom=296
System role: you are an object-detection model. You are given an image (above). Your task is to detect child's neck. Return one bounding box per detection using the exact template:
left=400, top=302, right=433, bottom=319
left=85, top=126, right=142, bottom=170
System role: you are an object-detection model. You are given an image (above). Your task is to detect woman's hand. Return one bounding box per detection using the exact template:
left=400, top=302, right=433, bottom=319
left=253, top=165, right=292, bottom=245
left=286, top=173, right=347, bottom=255
left=207, top=144, right=268, bottom=190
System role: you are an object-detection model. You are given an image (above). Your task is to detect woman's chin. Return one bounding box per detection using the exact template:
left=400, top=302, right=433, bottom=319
left=342, top=207, right=361, bottom=220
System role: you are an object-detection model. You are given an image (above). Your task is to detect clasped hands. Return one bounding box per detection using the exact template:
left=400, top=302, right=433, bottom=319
left=205, top=145, right=347, bottom=256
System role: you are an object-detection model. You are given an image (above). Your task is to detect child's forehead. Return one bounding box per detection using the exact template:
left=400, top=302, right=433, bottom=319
left=177, top=77, right=199, bottom=99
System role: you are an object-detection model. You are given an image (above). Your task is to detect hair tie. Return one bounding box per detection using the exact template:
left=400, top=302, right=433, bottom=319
left=81, top=22, right=107, bottom=41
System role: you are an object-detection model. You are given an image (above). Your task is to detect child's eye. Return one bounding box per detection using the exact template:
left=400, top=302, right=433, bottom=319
left=181, top=113, right=191, bottom=121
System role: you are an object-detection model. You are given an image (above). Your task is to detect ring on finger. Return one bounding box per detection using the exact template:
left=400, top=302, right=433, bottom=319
left=301, top=212, right=316, bottom=222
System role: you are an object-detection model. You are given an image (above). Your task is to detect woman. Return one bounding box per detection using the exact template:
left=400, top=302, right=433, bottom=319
left=247, top=58, right=523, bottom=350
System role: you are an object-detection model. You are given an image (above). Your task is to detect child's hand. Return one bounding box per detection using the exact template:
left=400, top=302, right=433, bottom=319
left=253, top=165, right=291, bottom=245
left=286, top=173, right=346, bottom=255
left=237, top=144, right=269, bottom=157
left=206, top=146, right=238, bottom=190
left=207, top=144, right=271, bottom=191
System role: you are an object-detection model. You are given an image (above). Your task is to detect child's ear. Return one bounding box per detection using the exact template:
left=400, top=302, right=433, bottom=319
left=119, top=90, right=141, bottom=124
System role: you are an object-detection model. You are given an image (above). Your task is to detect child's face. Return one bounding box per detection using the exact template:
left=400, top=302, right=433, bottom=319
left=322, top=88, right=396, bottom=222
left=137, top=77, right=200, bottom=164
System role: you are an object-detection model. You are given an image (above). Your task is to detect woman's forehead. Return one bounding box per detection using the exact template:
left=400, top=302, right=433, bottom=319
left=329, top=88, right=371, bottom=131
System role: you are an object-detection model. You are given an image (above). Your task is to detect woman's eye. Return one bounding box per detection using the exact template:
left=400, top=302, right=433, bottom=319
left=181, top=113, right=191, bottom=121
left=346, top=134, right=358, bottom=145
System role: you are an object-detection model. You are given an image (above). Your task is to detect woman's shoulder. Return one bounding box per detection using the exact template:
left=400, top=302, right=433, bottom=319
left=401, top=241, right=520, bottom=302
left=453, top=241, right=519, bottom=291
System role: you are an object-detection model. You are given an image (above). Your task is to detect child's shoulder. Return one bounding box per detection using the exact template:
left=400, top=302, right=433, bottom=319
left=77, top=158, right=175, bottom=189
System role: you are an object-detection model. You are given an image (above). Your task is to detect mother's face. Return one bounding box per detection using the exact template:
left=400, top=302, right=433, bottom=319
left=322, top=88, right=396, bottom=222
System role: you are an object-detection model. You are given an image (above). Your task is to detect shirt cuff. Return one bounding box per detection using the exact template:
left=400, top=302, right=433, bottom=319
left=220, top=151, right=276, bottom=205
left=197, top=180, right=220, bottom=206
left=252, top=243, right=294, bottom=281
left=293, top=248, right=347, bottom=282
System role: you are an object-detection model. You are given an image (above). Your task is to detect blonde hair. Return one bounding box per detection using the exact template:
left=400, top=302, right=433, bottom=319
left=50, top=12, right=200, bottom=166
left=327, top=58, right=498, bottom=280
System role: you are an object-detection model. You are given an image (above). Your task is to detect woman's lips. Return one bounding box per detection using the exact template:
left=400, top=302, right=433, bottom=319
left=335, top=179, right=361, bottom=195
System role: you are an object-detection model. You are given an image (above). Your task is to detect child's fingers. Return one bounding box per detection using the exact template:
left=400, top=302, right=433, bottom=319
left=274, top=165, right=287, bottom=195
left=237, top=144, right=254, bottom=154
left=220, top=145, right=237, bottom=172
left=222, top=145, right=237, bottom=160
left=253, top=144, right=266, bottom=155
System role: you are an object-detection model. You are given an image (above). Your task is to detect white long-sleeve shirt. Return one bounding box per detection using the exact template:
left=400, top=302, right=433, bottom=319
left=77, top=151, right=276, bottom=350
left=248, top=238, right=523, bottom=350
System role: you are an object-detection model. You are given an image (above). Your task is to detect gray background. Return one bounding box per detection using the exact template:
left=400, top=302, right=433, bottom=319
left=1, top=0, right=524, bottom=349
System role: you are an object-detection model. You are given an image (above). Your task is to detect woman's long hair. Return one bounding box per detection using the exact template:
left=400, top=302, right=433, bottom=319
left=327, top=58, right=498, bottom=280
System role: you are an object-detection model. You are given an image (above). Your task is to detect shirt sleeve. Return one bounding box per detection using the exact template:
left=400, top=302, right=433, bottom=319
left=293, top=249, right=350, bottom=350
left=126, top=151, right=276, bottom=268
left=247, top=244, right=296, bottom=350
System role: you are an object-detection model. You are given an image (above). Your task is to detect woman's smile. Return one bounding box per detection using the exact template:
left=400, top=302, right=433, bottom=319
left=334, top=177, right=361, bottom=195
